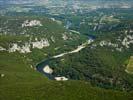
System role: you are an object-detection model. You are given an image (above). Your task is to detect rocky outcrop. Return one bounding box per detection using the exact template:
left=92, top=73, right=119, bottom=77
left=0, top=74, right=5, bottom=78
left=0, top=46, right=6, bottom=51
left=9, top=43, right=31, bottom=53
left=62, top=34, right=68, bottom=40
left=8, top=38, right=50, bottom=53
left=54, top=76, right=68, bottom=81
left=32, top=38, right=50, bottom=49
left=43, top=65, right=53, bottom=74
left=122, top=35, right=133, bottom=48
left=22, top=20, right=42, bottom=27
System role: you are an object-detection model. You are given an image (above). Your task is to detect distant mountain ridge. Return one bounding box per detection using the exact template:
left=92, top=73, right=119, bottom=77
left=0, top=0, right=132, bottom=11
left=1, top=0, right=133, bottom=4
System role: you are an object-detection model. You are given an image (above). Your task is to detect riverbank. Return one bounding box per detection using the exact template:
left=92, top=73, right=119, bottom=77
left=36, top=39, right=94, bottom=81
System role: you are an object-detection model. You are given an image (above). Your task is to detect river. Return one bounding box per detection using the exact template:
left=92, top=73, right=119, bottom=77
left=36, top=39, right=94, bottom=80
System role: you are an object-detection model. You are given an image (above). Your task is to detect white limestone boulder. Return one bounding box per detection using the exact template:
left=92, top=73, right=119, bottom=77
left=43, top=65, right=53, bottom=74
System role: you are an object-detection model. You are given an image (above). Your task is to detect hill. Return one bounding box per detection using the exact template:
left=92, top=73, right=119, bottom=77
left=0, top=52, right=133, bottom=100
left=0, top=16, right=86, bottom=64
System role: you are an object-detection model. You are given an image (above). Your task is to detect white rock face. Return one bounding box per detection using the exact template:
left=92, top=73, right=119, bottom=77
left=95, top=28, right=133, bottom=48
left=9, top=43, right=31, bottom=53
left=55, top=76, right=68, bottom=81
left=0, top=74, right=5, bottom=78
left=98, top=34, right=133, bottom=52
left=7, top=38, right=50, bottom=53
left=32, top=38, right=50, bottom=49
left=22, top=20, right=42, bottom=27
left=0, top=46, right=6, bottom=51
left=9, top=43, right=20, bottom=53
left=122, top=35, right=133, bottom=48
left=99, top=40, right=123, bottom=52
left=62, top=34, right=68, bottom=40
left=30, top=65, right=33, bottom=69
left=87, top=39, right=94, bottom=44
left=43, top=65, right=53, bottom=74
left=99, top=41, right=118, bottom=47
left=20, top=43, right=31, bottom=53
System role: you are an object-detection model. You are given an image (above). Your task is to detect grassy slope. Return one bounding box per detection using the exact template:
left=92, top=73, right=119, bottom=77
left=0, top=52, right=133, bottom=100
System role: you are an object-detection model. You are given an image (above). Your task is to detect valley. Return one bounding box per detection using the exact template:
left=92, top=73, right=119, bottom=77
left=36, top=39, right=94, bottom=80
left=0, top=0, right=133, bottom=100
